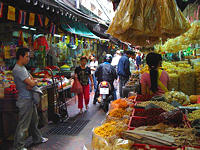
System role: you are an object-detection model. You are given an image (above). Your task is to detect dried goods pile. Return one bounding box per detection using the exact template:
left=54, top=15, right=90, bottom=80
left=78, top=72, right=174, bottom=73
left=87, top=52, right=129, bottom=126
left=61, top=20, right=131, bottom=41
left=188, top=110, right=200, bottom=122
left=136, top=101, right=175, bottom=111
left=108, top=108, right=130, bottom=118
left=145, top=123, right=200, bottom=146
left=178, top=69, right=195, bottom=96
left=155, top=21, right=200, bottom=53
left=94, top=121, right=127, bottom=138
left=194, top=63, right=200, bottom=94
left=92, top=98, right=134, bottom=150
left=168, top=73, right=179, bottom=91
left=165, top=91, right=190, bottom=105
left=123, top=123, right=200, bottom=147
left=110, top=99, right=128, bottom=109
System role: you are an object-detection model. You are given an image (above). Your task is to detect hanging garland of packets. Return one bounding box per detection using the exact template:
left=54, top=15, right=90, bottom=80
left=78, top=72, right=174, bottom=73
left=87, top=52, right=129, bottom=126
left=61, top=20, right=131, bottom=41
left=0, top=2, right=56, bottom=35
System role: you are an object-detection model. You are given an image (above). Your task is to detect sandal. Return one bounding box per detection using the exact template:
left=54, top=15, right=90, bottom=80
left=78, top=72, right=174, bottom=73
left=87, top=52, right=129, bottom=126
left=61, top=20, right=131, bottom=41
left=79, top=109, right=83, bottom=114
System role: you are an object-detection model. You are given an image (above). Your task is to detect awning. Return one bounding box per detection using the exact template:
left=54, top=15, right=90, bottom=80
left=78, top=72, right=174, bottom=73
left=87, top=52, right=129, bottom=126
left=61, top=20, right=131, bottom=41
left=61, top=17, right=99, bottom=39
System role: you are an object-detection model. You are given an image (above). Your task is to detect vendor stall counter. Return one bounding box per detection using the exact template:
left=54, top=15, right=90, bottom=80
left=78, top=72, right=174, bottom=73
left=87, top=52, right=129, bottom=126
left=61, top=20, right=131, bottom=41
left=0, top=84, right=72, bottom=141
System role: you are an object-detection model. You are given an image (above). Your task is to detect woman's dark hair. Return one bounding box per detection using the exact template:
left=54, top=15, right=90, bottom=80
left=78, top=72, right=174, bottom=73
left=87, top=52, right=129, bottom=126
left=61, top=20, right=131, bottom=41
left=80, top=56, right=88, bottom=62
left=16, top=47, right=30, bottom=60
left=146, top=52, right=162, bottom=93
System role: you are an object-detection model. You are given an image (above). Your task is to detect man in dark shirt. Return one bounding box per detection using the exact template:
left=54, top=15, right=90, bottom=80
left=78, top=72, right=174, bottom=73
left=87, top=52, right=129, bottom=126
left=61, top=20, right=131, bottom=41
left=118, top=50, right=135, bottom=98
left=136, top=52, right=142, bottom=70
left=93, top=54, right=117, bottom=104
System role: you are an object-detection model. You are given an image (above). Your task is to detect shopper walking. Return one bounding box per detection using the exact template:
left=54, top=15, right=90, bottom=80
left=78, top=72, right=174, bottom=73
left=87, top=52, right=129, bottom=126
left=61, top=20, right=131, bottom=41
left=89, top=54, right=98, bottom=92
left=117, top=50, right=134, bottom=98
left=12, top=48, right=48, bottom=150
left=129, top=52, right=136, bottom=72
left=75, top=56, right=94, bottom=114
left=111, top=50, right=121, bottom=69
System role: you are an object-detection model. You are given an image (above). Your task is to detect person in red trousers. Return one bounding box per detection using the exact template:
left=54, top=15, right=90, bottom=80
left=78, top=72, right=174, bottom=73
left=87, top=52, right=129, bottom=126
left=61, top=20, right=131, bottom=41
left=75, top=56, right=94, bottom=114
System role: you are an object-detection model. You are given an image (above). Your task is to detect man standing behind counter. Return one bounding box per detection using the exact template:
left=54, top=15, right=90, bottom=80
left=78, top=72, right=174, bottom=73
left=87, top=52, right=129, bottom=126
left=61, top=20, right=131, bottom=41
left=117, top=50, right=134, bottom=98
left=13, top=48, right=48, bottom=150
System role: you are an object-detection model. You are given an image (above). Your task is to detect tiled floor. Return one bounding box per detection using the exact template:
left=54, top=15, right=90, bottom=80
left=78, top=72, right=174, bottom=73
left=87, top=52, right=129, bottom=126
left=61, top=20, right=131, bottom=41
left=30, top=95, right=106, bottom=150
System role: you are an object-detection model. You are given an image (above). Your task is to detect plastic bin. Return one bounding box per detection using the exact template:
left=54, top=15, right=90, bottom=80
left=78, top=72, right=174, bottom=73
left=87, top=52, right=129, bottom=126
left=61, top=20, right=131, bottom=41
left=128, top=116, right=147, bottom=130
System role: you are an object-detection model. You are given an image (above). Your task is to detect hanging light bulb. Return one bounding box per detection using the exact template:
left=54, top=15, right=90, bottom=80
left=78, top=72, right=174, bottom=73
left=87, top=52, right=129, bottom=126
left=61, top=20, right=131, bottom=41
left=57, top=10, right=59, bottom=14
left=52, top=8, right=55, bottom=12
left=26, top=0, right=31, bottom=3
left=46, top=6, right=50, bottom=10
left=40, top=3, right=44, bottom=8
left=34, top=0, right=38, bottom=6
left=61, top=11, right=63, bottom=15
left=65, top=12, right=68, bottom=16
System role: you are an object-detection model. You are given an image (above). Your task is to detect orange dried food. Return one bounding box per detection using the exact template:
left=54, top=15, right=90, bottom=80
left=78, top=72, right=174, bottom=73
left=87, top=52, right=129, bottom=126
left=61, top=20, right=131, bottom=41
left=111, top=99, right=128, bottom=109
left=109, top=108, right=129, bottom=118
left=128, top=96, right=136, bottom=100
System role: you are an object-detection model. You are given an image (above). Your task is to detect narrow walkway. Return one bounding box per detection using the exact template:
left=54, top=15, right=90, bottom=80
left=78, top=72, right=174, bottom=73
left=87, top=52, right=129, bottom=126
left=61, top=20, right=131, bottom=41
left=30, top=93, right=106, bottom=150
left=1, top=81, right=120, bottom=150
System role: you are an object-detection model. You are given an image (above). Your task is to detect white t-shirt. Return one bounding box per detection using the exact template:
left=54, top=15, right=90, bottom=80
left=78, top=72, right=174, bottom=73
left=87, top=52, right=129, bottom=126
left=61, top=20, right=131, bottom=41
left=129, top=57, right=136, bottom=71
left=90, top=61, right=98, bottom=74
left=111, top=55, right=121, bottom=66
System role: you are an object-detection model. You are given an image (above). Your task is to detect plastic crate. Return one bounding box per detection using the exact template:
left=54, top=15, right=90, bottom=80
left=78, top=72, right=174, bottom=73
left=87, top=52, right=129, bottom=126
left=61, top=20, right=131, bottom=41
left=129, top=107, right=165, bottom=129
left=133, top=108, right=146, bottom=116
left=132, top=144, right=183, bottom=150
left=128, top=116, right=147, bottom=130
left=135, top=94, right=153, bottom=101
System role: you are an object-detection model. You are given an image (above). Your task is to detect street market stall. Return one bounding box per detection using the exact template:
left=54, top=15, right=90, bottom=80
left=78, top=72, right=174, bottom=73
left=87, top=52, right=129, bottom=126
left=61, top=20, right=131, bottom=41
left=83, top=0, right=200, bottom=149
left=84, top=93, right=200, bottom=149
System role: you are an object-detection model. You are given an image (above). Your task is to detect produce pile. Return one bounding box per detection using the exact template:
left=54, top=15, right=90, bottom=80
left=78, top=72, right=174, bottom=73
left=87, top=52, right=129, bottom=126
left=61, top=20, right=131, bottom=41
left=165, top=91, right=190, bottom=105
left=93, top=121, right=127, bottom=138
left=110, top=99, right=129, bottom=109
left=107, top=0, right=190, bottom=46
left=155, top=21, right=200, bottom=53
left=188, top=110, right=200, bottom=122
left=188, top=103, right=200, bottom=107
left=108, top=108, right=130, bottom=118
left=179, top=69, right=195, bottom=96
left=194, top=63, right=200, bottom=94
left=136, top=101, right=175, bottom=111
left=123, top=123, right=200, bottom=147
left=0, top=71, right=15, bottom=88
left=92, top=98, right=135, bottom=150
left=168, top=73, right=179, bottom=91
left=144, top=123, right=200, bottom=146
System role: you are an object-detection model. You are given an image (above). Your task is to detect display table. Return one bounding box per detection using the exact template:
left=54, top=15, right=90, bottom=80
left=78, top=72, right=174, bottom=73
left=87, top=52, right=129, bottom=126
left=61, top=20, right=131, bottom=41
left=0, top=83, right=72, bottom=140
left=0, top=86, right=49, bottom=140
left=0, top=98, right=18, bottom=140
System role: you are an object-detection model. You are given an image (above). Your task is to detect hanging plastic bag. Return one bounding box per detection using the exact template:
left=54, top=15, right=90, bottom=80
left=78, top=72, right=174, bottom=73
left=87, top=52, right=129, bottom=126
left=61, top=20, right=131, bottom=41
left=71, top=77, right=83, bottom=94
left=113, top=138, right=134, bottom=150
left=107, top=0, right=190, bottom=46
